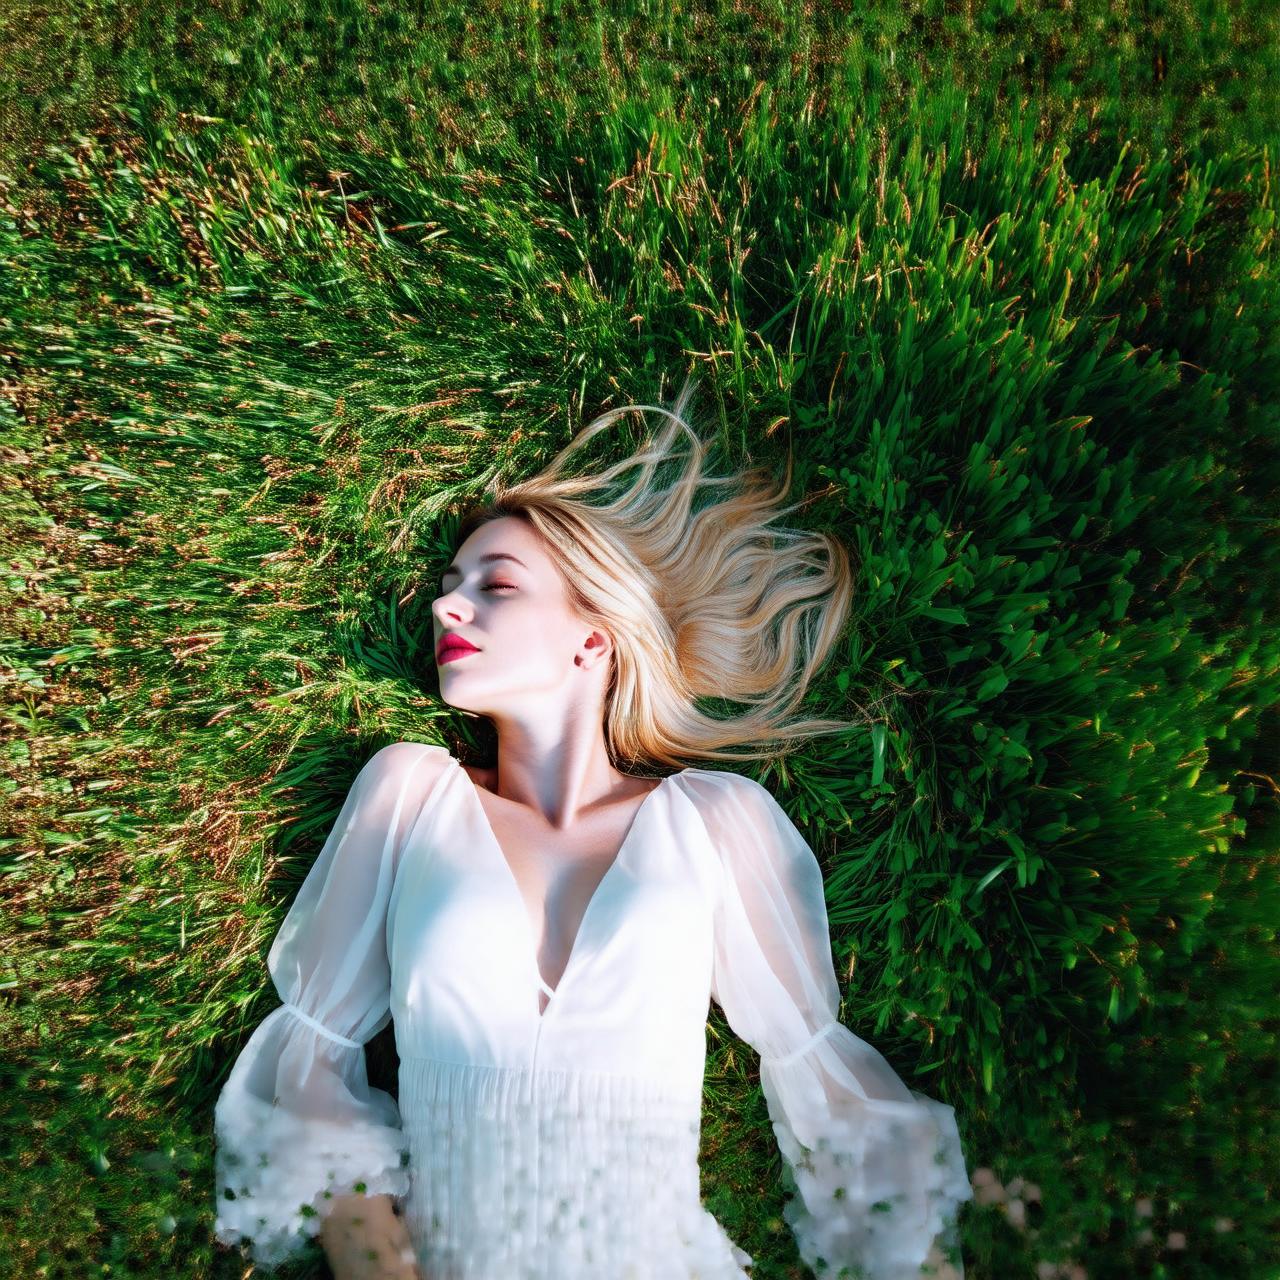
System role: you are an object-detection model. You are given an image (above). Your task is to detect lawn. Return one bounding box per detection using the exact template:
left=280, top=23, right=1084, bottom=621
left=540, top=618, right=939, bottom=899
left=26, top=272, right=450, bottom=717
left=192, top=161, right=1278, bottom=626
left=1, top=3, right=1277, bottom=1278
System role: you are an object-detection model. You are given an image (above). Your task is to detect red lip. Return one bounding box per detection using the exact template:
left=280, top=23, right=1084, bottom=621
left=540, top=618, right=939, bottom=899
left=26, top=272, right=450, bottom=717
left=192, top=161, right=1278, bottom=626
left=437, top=635, right=480, bottom=663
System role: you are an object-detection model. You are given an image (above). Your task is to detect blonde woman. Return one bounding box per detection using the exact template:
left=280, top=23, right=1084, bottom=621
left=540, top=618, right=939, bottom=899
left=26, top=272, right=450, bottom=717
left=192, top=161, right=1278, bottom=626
left=213, top=379, right=974, bottom=1279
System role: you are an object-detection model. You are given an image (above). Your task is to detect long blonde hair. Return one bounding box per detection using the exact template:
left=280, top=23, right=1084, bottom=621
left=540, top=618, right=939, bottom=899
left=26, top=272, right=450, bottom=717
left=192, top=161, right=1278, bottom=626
left=449, top=377, right=860, bottom=771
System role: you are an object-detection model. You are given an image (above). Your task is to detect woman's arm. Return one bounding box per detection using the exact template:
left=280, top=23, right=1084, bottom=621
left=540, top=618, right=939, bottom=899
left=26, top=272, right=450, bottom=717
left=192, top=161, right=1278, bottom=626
left=694, top=769, right=974, bottom=1280
left=213, top=743, right=449, bottom=1269
left=320, top=1192, right=422, bottom=1280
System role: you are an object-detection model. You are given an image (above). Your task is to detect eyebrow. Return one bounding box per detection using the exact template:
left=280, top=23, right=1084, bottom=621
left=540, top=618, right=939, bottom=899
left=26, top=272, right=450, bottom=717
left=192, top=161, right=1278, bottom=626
left=439, top=552, right=530, bottom=581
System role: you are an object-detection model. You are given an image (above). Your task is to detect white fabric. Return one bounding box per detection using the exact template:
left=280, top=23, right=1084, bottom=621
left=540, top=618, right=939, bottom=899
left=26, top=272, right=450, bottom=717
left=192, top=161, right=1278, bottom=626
left=695, top=769, right=973, bottom=1280
left=214, top=742, right=973, bottom=1278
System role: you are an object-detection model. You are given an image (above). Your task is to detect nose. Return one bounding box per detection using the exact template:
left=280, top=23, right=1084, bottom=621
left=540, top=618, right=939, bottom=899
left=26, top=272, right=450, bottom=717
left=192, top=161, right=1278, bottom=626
left=432, top=589, right=469, bottom=625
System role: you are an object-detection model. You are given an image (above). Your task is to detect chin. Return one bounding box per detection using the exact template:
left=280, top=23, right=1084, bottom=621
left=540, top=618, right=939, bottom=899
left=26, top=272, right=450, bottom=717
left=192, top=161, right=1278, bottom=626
left=438, top=686, right=479, bottom=712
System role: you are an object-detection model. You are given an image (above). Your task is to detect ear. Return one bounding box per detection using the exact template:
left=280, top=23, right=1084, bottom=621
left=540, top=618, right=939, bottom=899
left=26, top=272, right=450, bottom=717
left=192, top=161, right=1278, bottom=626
left=576, top=627, right=614, bottom=672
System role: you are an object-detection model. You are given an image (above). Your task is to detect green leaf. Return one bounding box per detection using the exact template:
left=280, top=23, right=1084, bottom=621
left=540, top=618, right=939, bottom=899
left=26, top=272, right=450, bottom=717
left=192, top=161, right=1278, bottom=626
left=973, top=857, right=1014, bottom=897
left=974, top=666, right=1009, bottom=702
left=921, top=605, right=968, bottom=625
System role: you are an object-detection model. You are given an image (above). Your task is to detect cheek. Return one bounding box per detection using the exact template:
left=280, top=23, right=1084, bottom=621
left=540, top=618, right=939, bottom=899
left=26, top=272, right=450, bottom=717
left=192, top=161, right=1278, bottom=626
left=512, top=618, right=576, bottom=664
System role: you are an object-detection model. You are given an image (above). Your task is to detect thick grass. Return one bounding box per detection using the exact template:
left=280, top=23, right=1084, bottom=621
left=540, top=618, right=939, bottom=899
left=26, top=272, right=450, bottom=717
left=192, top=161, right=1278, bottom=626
left=2, top=5, right=1278, bottom=1279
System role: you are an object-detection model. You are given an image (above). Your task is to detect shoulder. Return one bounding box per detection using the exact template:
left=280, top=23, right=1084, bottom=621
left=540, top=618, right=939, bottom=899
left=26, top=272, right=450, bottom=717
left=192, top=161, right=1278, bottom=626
left=675, top=766, right=778, bottom=826
left=679, top=766, right=773, bottom=797
left=358, top=740, right=454, bottom=795
left=676, top=767, right=807, bottom=843
left=366, top=739, right=453, bottom=768
left=672, top=771, right=802, bottom=902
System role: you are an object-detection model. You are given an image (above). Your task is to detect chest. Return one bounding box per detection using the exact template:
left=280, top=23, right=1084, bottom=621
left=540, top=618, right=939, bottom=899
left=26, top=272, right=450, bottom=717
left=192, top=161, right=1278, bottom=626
left=467, top=769, right=661, bottom=1009
left=387, top=763, right=724, bottom=1056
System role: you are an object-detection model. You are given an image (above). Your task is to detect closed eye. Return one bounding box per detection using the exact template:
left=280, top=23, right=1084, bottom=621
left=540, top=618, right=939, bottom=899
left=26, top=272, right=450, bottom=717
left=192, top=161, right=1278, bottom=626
left=435, top=581, right=516, bottom=594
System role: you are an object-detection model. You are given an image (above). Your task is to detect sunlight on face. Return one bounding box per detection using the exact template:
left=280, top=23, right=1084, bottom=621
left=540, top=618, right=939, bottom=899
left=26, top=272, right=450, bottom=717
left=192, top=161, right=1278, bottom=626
left=430, top=516, right=609, bottom=718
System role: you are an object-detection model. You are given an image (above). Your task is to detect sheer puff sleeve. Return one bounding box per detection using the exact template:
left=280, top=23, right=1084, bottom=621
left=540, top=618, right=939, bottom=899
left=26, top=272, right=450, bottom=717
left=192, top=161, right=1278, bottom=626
left=213, top=740, right=443, bottom=1269
left=692, top=769, right=974, bottom=1280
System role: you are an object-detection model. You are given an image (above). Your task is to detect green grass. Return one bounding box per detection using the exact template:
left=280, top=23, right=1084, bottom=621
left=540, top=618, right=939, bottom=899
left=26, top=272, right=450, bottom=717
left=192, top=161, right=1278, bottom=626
left=2, top=3, right=1278, bottom=1278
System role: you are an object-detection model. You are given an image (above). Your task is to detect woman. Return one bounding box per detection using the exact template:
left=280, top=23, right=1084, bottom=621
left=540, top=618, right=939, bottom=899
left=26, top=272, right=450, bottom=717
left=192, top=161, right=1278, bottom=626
left=213, top=378, right=974, bottom=1279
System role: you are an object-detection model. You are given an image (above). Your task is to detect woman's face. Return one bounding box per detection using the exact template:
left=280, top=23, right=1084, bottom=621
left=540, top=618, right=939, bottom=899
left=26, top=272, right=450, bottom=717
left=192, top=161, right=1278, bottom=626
left=430, top=516, right=611, bottom=717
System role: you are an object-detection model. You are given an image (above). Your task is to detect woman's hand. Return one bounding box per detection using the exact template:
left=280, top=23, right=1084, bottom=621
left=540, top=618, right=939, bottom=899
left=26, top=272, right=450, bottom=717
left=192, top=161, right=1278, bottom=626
left=319, top=1192, right=422, bottom=1280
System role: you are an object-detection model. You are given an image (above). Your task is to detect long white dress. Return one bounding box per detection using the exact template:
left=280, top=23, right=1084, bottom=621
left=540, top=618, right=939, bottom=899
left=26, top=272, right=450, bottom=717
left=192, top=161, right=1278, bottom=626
left=213, top=741, right=973, bottom=1279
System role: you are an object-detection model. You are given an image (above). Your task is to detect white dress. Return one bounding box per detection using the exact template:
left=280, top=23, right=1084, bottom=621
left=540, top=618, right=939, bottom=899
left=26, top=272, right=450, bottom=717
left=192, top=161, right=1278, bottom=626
left=213, top=741, right=974, bottom=1279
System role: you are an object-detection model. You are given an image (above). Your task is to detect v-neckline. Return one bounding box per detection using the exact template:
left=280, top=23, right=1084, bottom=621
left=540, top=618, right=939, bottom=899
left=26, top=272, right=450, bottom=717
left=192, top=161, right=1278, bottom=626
left=450, top=756, right=685, bottom=1019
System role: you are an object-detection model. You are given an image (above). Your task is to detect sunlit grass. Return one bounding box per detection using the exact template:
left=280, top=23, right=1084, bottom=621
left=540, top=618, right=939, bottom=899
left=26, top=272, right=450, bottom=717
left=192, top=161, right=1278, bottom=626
left=2, top=4, right=1277, bottom=1278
